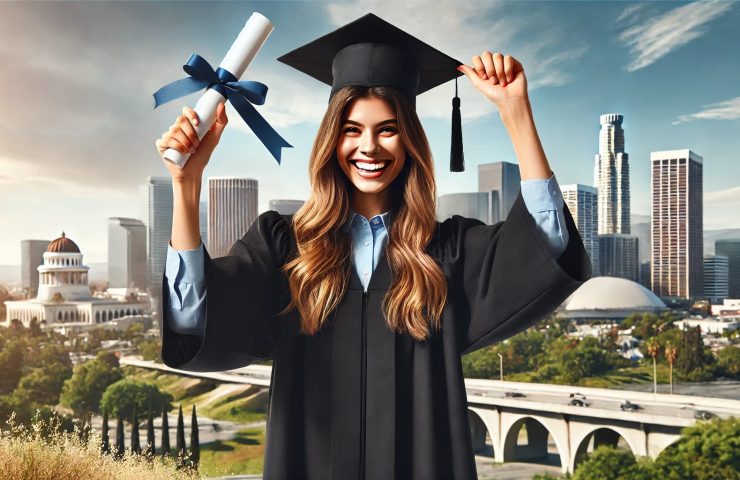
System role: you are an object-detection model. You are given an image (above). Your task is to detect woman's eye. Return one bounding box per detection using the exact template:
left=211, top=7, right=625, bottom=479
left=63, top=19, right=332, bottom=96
left=343, top=126, right=397, bottom=134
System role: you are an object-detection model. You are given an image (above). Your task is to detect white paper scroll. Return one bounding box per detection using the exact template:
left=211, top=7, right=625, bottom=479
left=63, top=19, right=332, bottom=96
left=163, top=12, right=274, bottom=168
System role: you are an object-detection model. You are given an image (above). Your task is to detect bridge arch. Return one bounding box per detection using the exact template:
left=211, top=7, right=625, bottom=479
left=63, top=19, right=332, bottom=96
left=502, top=415, right=567, bottom=469
left=572, top=426, right=638, bottom=471
left=468, top=407, right=499, bottom=458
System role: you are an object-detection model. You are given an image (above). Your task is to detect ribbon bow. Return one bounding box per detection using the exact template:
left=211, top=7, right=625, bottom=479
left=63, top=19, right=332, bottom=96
left=153, top=53, right=291, bottom=164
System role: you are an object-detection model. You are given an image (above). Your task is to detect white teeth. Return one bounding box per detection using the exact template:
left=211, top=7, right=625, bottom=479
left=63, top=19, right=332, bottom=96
left=355, top=161, right=388, bottom=171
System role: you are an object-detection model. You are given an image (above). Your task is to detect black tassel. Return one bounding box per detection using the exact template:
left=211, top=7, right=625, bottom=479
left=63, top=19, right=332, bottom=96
left=450, top=75, right=464, bottom=172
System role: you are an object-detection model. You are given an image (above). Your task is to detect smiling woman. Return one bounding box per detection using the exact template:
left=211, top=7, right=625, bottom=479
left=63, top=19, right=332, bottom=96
left=336, top=95, right=408, bottom=218
left=158, top=12, right=592, bottom=480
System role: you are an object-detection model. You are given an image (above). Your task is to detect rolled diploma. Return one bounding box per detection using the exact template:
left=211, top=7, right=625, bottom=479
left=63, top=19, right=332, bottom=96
left=163, top=12, right=274, bottom=168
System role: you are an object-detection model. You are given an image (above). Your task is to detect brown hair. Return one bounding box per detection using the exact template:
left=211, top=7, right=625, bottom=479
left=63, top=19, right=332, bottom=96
left=280, top=85, right=447, bottom=341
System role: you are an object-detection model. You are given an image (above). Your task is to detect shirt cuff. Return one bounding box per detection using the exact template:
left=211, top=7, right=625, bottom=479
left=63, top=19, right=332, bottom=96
left=520, top=173, right=565, bottom=213
left=166, top=240, right=205, bottom=284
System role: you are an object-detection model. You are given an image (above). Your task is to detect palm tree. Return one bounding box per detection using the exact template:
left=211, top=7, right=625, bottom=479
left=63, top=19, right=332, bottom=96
left=665, top=342, right=678, bottom=395
left=190, top=405, right=200, bottom=469
left=645, top=338, right=660, bottom=394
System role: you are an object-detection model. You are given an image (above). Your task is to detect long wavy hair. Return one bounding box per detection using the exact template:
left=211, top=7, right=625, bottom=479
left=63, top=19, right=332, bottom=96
left=279, top=85, right=448, bottom=341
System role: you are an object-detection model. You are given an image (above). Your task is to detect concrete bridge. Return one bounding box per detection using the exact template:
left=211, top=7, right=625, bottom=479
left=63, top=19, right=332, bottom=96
left=121, top=357, right=740, bottom=474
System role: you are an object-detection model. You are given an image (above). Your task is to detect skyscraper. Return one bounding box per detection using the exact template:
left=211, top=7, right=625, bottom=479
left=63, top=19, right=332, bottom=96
left=599, top=234, right=639, bottom=281
left=108, top=217, right=148, bottom=289
left=478, top=161, right=520, bottom=224
left=650, top=149, right=703, bottom=300
left=437, top=193, right=489, bottom=224
left=703, top=255, right=729, bottom=302
left=561, top=184, right=599, bottom=276
left=140, top=176, right=173, bottom=294
left=594, top=113, right=630, bottom=235
left=21, top=239, right=50, bottom=295
left=208, top=177, right=258, bottom=258
left=716, top=239, right=740, bottom=298
left=594, top=113, right=638, bottom=281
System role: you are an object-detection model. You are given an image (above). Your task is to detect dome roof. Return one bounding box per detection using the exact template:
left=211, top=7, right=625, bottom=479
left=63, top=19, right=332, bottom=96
left=47, top=232, right=80, bottom=253
left=562, top=277, right=666, bottom=311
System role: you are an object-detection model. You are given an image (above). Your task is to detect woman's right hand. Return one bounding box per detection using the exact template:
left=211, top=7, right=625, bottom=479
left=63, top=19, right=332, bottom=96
left=155, top=102, right=229, bottom=182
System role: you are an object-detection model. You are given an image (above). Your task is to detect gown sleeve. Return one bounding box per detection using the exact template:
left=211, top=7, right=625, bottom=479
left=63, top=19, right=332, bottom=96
left=159, top=210, right=291, bottom=371
left=446, top=189, right=592, bottom=356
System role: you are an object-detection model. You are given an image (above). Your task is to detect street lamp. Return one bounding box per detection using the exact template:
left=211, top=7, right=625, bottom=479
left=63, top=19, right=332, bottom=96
left=497, top=353, right=503, bottom=382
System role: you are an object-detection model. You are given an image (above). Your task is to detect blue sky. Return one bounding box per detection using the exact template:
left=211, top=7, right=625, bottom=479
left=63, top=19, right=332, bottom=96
left=1, top=0, right=738, bottom=265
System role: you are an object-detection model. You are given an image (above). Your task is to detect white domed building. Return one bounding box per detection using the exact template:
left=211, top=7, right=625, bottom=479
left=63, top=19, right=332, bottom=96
left=4, top=232, right=149, bottom=333
left=558, top=276, right=667, bottom=321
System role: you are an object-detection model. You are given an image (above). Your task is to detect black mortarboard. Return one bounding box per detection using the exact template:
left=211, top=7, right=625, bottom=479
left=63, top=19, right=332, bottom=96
left=277, top=13, right=466, bottom=172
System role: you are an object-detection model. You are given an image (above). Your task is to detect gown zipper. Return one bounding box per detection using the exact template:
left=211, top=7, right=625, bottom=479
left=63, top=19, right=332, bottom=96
left=360, top=290, right=367, bottom=480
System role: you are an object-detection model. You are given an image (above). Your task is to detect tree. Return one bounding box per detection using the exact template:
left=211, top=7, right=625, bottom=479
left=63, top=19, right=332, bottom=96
left=190, top=405, right=200, bottom=468
left=715, top=346, right=740, bottom=379
left=560, top=337, right=614, bottom=384
left=664, top=342, right=677, bottom=394
left=60, top=352, right=123, bottom=416
left=0, top=339, right=25, bottom=394
left=175, top=404, right=186, bottom=467
left=676, top=325, right=713, bottom=381
left=653, top=416, right=740, bottom=479
left=645, top=338, right=660, bottom=394
left=99, top=379, right=173, bottom=423
left=15, top=363, right=73, bottom=406
left=28, top=317, right=42, bottom=337
left=160, top=406, right=171, bottom=458
left=115, top=415, right=125, bottom=460
left=130, top=406, right=141, bottom=455
left=101, top=409, right=110, bottom=455
left=572, top=444, right=639, bottom=480
left=145, top=409, right=156, bottom=458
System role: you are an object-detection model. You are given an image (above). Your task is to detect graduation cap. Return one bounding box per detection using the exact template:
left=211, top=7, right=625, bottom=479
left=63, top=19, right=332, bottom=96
left=277, top=13, right=466, bottom=172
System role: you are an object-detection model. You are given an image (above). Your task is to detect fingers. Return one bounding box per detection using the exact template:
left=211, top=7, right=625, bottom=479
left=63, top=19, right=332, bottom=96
left=504, top=55, right=514, bottom=83
left=470, top=52, right=517, bottom=86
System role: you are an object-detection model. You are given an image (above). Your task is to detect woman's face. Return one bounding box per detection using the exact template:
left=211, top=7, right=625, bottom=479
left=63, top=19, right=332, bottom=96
left=336, top=95, right=407, bottom=197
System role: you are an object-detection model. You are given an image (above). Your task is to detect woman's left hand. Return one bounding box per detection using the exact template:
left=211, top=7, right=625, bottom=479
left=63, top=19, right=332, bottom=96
left=456, top=52, right=528, bottom=107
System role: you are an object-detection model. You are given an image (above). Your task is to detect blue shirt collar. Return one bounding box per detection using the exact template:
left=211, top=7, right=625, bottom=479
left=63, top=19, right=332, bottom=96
left=342, top=208, right=393, bottom=234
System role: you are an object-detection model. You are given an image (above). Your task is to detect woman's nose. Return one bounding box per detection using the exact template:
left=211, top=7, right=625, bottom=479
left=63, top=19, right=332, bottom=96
left=359, top=132, right=379, bottom=155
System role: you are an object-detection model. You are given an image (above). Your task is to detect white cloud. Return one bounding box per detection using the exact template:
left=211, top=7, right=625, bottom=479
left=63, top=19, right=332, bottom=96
left=673, top=96, right=740, bottom=124
left=615, top=3, right=648, bottom=26
left=616, top=0, right=734, bottom=72
left=705, top=185, right=740, bottom=230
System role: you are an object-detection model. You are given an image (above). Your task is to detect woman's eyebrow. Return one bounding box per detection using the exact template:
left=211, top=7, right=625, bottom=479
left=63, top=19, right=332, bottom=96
left=343, top=119, right=398, bottom=127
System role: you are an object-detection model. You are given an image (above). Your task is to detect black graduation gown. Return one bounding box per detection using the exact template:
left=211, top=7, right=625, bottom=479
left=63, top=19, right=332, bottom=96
left=159, top=188, right=592, bottom=479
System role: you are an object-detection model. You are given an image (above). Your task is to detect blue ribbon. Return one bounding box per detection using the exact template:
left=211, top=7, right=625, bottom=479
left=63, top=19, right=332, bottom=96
left=153, top=53, right=291, bottom=164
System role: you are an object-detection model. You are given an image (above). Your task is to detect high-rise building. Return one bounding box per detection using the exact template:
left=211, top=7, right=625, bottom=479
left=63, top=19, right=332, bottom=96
left=140, top=177, right=173, bottom=294
left=21, top=240, right=50, bottom=295
left=269, top=199, right=305, bottom=216
left=594, top=113, right=630, bottom=235
left=639, top=261, right=651, bottom=290
left=561, top=184, right=599, bottom=276
left=208, top=177, right=258, bottom=258
left=478, top=161, right=520, bottom=224
left=599, top=234, right=639, bottom=282
left=437, top=193, right=489, bottom=224
left=716, top=239, right=740, bottom=298
left=650, top=149, right=703, bottom=300
left=108, top=218, right=147, bottom=289
left=703, top=255, right=729, bottom=301
left=199, top=201, right=208, bottom=250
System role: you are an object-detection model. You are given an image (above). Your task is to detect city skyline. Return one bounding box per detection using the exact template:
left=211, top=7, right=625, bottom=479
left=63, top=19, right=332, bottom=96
left=1, top=1, right=739, bottom=264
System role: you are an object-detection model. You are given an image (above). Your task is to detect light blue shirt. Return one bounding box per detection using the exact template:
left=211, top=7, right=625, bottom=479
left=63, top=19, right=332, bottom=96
left=164, top=173, right=568, bottom=336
